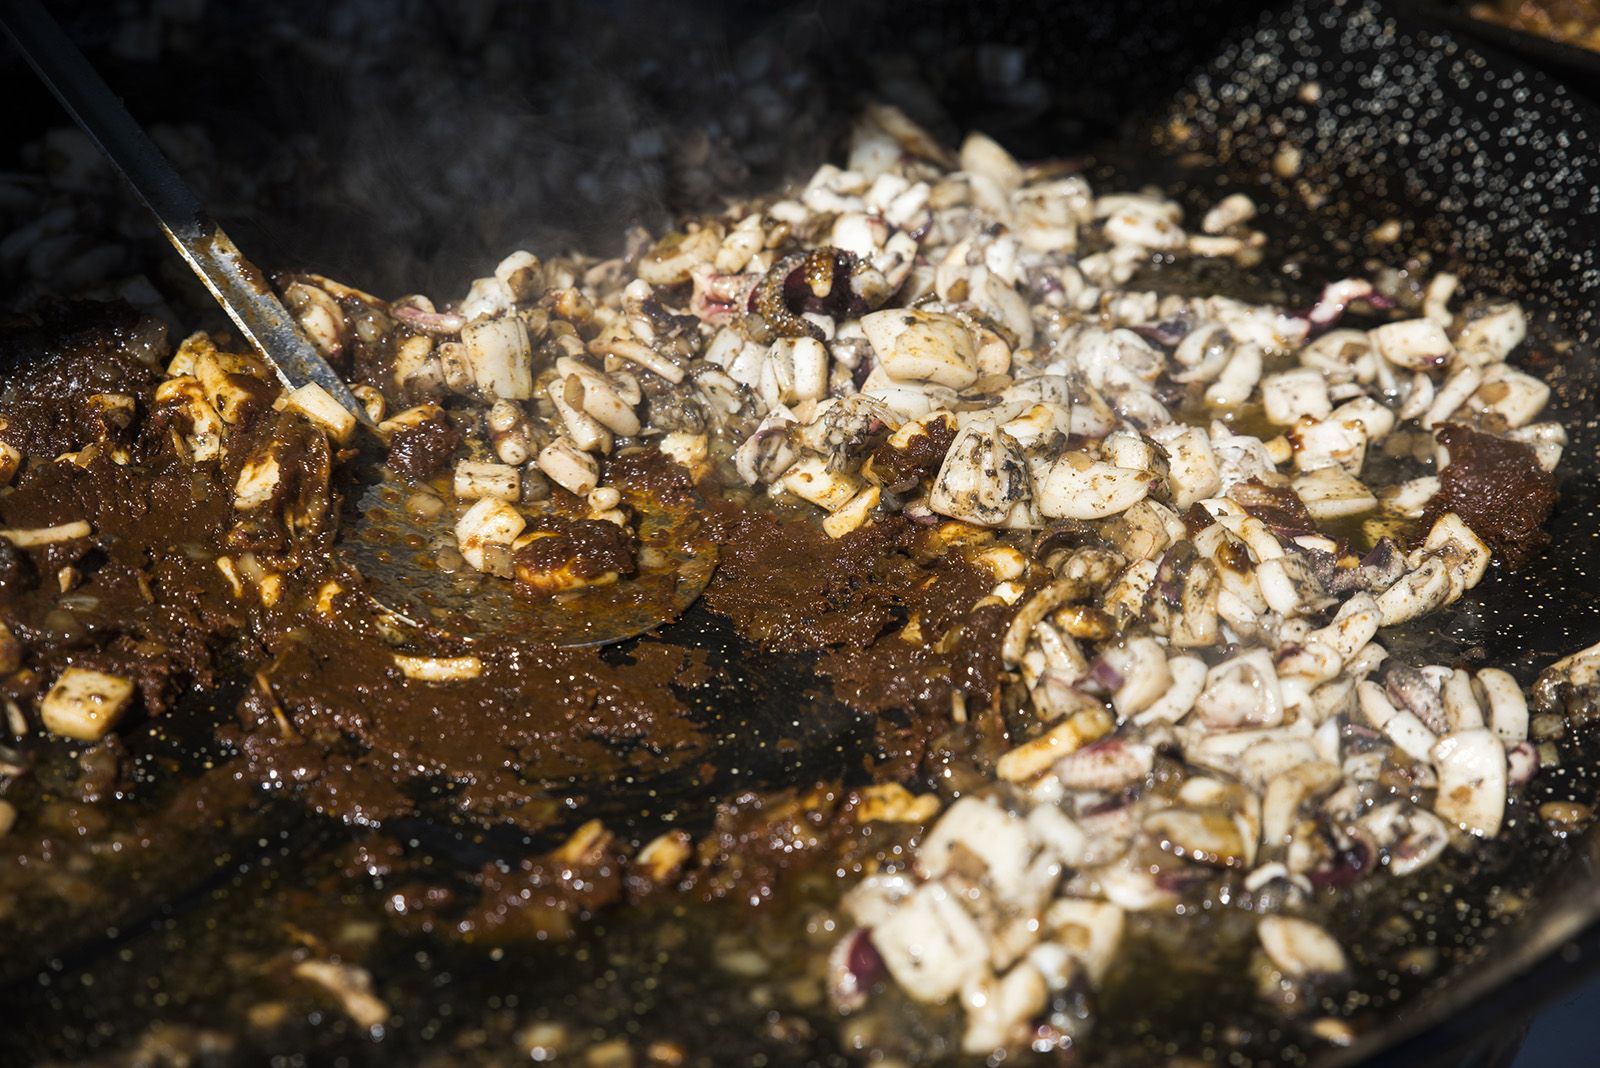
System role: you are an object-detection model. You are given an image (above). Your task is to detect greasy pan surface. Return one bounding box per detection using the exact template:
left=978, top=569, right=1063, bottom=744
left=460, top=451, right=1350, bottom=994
left=2, top=0, right=1599, bottom=1064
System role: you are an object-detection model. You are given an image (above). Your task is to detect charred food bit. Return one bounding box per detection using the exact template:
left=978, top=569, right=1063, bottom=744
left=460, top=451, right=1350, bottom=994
left=512, top=516, right=638, bottom=597
left=1428, top=423, right=1558, bottom=569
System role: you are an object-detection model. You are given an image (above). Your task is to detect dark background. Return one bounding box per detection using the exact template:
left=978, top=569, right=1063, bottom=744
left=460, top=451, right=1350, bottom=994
left=0, top=0, right=1280, bottom=307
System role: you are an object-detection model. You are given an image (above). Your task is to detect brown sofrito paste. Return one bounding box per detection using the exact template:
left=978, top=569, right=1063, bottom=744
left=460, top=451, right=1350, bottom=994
left=702, top=507, right=1009, bottom=774
left=1229, top=477, right=1316, bottom=536
left=0, top=306, right=249, bottom=717
left=237, top=615, right=711, bottom=830
left=1428, top=423, right=1559, bottom=569
left=513, top=514, right=638, bottom=592
left=866, top=416, right=956, bottom=492
left=385, top=409, right=461, bottom=480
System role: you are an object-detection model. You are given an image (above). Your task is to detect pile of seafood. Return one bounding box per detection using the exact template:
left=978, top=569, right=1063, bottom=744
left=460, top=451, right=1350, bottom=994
left=3, top=101, right=1594, bottom=1059
left=248, top=105, right=1578, bottom=1053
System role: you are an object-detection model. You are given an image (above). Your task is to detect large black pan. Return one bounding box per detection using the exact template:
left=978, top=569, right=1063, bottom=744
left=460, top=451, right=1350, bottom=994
left=3, top=0, right=1599, bottom=1063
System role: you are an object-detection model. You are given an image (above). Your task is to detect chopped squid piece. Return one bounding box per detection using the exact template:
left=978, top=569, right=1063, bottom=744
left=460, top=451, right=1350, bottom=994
left=1261, top=762, right=1342, bottom=845
left=1454, top=302, right=1527, bottom=365
left=453, top=460, right=521, bottom=502
left=1418, top=511, right=1492, bottom=599
left=1422, top=273, right=1459, bottom=324
left=785, top=456, right=863, bottom=513
left=1471, top=363, right=1551, bottom=429
left=1144, top=808, right=1248, bottom=868
left=733, top=406, right=799, bottom=485
left=392, top=654, right=484, bottom=682
left=1370, top=318, right=1453, bottom=371
left=1308, top=278, right=1375, bottom=328
left=557, top=358, right=641, bottom=436
left=929, top=424, right=1037, bottom=527
left=996, top=707, right=1113, bottom=782
left=1204, top=342, right=1264, bottom=406
left=1052, top=739, right=1156, bottom=792
left=285, top=281, right=346, bottom=358
left=855, top=784, right=941, bottom=825
left=233, top=445, right=283, bottom=511
left=1172, top=322, right=1231, bottom=382
left=1477, top=668, right=1530, bottom=743
left=548, top=375, right=611, bottom=453
left=1038, top=454, right=1152, bottom=521
left=1103, top=201, right=1187, bottom=250
left=460, top=317, right=534, bottom=400
left=1202, top=193, right=1257, bottom=234
left=1289, top=413, right=1369, bottom=476
left=1262, top=368, right=1332, bottom=425
left=1292, top=465, right=1376, bottom=520
left=1385, top=708, right=1441, bottom=764
left=870, top=882, right=990, bottom=1002
left=1432, top=729, right=1508, bottom=837
left=1044, top=899, right=1125, bottom=983
left=823, top=485, right=881, bottom=538
left=1421, top=365, right=1483, bottom=428
left=1195, top=649, right=1284, bottom=729
left=1300, top=328, right=1374, bottom=383
left=1134, top=656, right=1208, bottom=725
left=1386, top=666, right=1448, bottom=733
left=1025, top=806, right=1090, bottom=867
left=1149, top=426, right=1222, bottom=510
left=916, top=797, right=1034, bottom=901
left=1506, top=422, right=1567, bottom=473
left=537, top=439, right=599, bottom=497
left=1356, top=680, right=1399, bottom=730
left=1375, top=556, right=1454, bottom=626
left=1379, top=476, right=1441, bottom=517
left=1101, top=638, right=1171, bottom=717
left=1258, top=917, right=1348, bottom=978
left=960, top=963, right=1048, bottom=1054
left=594, top=332, right=687, bottom=384
left=0, top=520, right=92, bottom=547
left=40, top=668, right=135, bottom=741
left=283, top=382, right=357, bottom=443
left=482, top=400, right=531, bottom=465
left=455, top=497, right=526, bottom=573
left=1441, top=670, right=1486, bottom=731
left=861, top=308, right=979, bottom=389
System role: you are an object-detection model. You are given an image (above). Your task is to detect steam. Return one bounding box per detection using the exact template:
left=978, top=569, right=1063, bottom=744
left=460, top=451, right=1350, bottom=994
left=218, top=0, right=846, bottom=300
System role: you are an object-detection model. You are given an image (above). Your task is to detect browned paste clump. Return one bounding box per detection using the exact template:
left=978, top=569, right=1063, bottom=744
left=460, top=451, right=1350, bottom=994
left=398, top=782, right=912, bottom=942
left=1229, top=477, right=1316, bottom=536
left=513, top=514, right=638, bottom=595
left=237, top=618, right=710, bottom=830
left=702, top=508, right=1009, bottom=773
left=385, top=408, right=460, bottom=479
left=866, top=416, right=956, bottom=493
left=1429, top=423, right=1558, bottom=569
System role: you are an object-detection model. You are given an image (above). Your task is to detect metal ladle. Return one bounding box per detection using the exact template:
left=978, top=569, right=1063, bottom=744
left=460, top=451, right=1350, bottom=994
left=1, top=0, right=714, bottom=648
